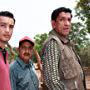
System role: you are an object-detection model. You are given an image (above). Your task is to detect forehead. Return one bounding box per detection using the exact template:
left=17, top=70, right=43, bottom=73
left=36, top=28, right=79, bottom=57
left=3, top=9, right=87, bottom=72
left=20, top=41, right=33, bottom=47
left=58, top=12, right=71, bottom=18
left=0, top=16, right=14, bottom=25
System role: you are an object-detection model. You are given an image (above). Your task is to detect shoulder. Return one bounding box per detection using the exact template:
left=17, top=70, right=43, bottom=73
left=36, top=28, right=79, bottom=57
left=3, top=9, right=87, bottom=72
left=10, top=60, right=19, bottom=72
left=41, top=37, right=59, bottom=56
left=43, top=36, right=58, bottom=47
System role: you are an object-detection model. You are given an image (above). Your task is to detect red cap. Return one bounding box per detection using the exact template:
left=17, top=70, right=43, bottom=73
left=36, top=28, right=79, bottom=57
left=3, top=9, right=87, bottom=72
left=19, top=36, right=34, bottom=46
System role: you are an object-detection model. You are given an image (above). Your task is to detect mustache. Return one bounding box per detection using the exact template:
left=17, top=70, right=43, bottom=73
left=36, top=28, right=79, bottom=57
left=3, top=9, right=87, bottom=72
left=24, top=53, right=30, bottom=56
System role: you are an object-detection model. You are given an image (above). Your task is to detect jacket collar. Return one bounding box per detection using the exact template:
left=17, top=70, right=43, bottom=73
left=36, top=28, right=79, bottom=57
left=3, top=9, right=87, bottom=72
left=49, top=29, right=69, bottom=44
left=17, top=57, right=33, bottom=69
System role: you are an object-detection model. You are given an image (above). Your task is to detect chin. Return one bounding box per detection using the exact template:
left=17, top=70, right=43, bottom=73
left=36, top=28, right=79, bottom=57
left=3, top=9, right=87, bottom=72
left=64, top=33, right=69, bottom=36
left=4, top=39, right=10, bottom=42
left=24, top=58, right=29, bottom=61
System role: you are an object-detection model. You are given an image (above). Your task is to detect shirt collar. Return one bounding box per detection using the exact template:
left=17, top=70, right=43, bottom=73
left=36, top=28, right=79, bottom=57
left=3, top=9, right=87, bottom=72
left=17, top=57, right=33, bottom=69
left=0, top=47, right=6, bottom=52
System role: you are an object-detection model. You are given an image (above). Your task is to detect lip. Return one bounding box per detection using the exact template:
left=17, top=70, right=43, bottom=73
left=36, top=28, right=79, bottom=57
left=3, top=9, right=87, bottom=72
left=64, top=27, right=70, bottom=30
left=64, top=28, right=69, bottom=30
left=64, top=27, right=69, bottom=29
left=4, top=35, right=10, bottom=38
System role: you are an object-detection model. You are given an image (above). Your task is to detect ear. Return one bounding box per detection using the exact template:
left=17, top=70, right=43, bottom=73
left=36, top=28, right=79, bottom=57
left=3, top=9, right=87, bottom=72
left=51, top=20, right=56, bottom=29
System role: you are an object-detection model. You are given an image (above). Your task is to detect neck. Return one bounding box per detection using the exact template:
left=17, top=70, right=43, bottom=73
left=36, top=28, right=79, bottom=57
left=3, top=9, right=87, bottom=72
left=0, top=41, right=7, bottom=49
left=24, top=60, right=29, bottom=64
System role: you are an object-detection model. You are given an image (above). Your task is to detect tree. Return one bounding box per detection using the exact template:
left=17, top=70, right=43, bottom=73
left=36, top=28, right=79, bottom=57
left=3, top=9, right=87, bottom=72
left=34, top=33, right=48, bottom=54
left=75, top=0, right=90, bottom=33
left=33, top=33, right=48, bottom=62
left=79, top=41, right=90, bottom=66
left=69, top=22, right=89, bottom=51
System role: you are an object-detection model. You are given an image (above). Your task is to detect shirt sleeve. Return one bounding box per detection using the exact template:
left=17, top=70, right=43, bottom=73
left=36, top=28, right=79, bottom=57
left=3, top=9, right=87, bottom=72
left=10, top=65, right=17, bottom=90
left=42, top=39, right=65, bottom=90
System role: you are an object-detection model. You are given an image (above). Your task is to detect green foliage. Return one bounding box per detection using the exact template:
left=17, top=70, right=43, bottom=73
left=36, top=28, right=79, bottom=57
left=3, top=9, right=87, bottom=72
left=6, top=47, right=18, bottom=63
left=69, top=22, right=89, bottom=51
left=34, top=33, right=48, bottom=54
left=13, top=47, right=18, bottom=59
left=74, top=0, right=90, bottom=66
left=33, top=33, right=48, bottom=62
left=5, top=47, right=12, bottom=63
left=79, top=41, right=90, bottom=67
left=75, top=0, right=90, bottom=33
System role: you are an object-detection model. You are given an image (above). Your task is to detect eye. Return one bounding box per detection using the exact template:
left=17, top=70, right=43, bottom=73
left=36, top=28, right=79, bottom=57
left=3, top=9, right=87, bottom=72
left=0, top=24, right=6, bottom=28
left=68, top=18, right=71, bottom=22
left=9, top=25, right=14, bottom=29
left=59, top=18, right=63, bottom=21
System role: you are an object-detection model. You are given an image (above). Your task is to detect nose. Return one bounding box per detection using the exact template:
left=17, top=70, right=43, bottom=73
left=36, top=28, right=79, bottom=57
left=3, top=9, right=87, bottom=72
left=25, top=48, right=29, bottom=53
left=5, top=27, right=10, bottom=32
left=65, top=20, right=70, bottom=26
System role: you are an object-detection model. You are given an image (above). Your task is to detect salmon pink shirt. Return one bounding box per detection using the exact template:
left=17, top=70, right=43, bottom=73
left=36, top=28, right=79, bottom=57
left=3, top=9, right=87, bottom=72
left=0, top=51, right=11, bottom=90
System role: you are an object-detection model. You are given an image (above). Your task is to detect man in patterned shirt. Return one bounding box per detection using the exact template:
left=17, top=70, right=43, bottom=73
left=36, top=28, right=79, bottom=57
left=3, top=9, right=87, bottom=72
left=41, top=7, right=86, bottom=90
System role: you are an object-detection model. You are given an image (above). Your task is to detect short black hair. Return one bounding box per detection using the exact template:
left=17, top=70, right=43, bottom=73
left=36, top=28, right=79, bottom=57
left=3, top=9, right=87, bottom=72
left=51, top=7, right=72, bottom=21
left=0, top=11, right=15, bottom=23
